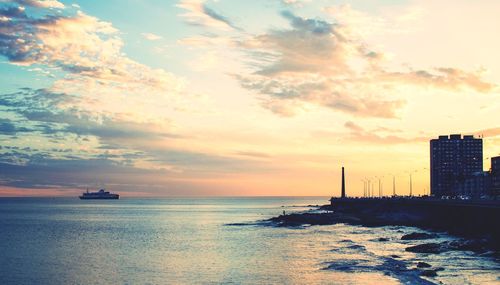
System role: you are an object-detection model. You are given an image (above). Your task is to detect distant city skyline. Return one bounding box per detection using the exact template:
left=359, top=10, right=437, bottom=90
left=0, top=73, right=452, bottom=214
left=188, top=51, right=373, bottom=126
left=0, top=0, right=499, bottom=197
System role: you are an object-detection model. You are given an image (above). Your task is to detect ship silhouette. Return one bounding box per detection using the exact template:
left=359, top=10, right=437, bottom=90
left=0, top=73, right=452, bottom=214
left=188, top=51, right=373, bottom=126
left=79, top=189, right=119, bottom=199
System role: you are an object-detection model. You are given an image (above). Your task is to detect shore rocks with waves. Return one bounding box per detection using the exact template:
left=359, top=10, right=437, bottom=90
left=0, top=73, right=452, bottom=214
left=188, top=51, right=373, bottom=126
left=405, top=239, right=493, bottom=255
left=268, top=198, right=500, bottom=253
left=406, top=243, right=443, bottom=254
left=401, top=232, right=437, bottom=240
left=267, top=212, right=362, bottom=227
left=268, top=210, right=498, bottom=255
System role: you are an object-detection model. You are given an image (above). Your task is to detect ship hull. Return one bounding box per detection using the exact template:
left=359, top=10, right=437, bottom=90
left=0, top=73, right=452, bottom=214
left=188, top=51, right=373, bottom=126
left=79, top=195, right=119, bottom=200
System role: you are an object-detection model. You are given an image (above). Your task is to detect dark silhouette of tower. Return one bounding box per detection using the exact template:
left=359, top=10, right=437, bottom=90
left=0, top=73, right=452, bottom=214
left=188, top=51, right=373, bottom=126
left=392, top=175, right=396, bottom=196
left=341, top=167, right=346, bottom=198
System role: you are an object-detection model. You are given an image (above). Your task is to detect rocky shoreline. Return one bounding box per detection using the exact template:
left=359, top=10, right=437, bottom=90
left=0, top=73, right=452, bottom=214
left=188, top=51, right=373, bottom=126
left=268, top=200, right=500, bottom=256
left=267, top=206, right=499, bottom=280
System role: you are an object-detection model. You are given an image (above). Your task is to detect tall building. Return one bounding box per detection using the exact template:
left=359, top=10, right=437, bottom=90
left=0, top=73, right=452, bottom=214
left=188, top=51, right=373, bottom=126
left=456, top=171, right=490, bottom=197
left=491, top=156, right=500, bottom=198
left=430, top=134, right=483, bottom=197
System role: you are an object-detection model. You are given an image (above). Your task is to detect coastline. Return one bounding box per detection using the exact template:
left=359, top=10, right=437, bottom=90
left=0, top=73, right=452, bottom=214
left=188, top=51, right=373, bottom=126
left=268, top=198, right=500, bottom=254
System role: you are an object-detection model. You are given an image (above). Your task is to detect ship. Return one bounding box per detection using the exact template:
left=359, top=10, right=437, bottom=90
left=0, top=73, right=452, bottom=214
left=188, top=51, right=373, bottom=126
left=79, top=188, right=119, bottom=200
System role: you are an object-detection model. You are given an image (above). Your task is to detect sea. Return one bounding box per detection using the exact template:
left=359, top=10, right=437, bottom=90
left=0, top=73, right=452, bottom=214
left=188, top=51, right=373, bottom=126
left=0, top=197, right=498, bottom=285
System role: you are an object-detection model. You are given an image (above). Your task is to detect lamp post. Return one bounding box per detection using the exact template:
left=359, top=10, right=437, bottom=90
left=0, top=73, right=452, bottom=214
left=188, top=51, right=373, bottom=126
left=378, top=176, right=381, bottom=197
left=377, top=177, right=380, bottom=198
left=367, top=178, right=371, bottom=198
left=361, top=179, right=366, bottom=197
left=422, top=167, right=429, bottom=196
left=407, top=170, right=419, bottom=197
left=380, top=176, right=384, bottom=197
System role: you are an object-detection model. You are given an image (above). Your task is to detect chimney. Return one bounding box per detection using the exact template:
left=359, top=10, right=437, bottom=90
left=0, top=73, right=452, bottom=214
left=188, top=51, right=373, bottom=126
left=341, top=166, right=346, bottom=198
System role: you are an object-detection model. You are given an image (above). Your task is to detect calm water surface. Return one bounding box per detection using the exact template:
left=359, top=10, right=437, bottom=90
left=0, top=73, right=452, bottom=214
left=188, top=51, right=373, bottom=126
left=0, top=197, right=498, bottom=284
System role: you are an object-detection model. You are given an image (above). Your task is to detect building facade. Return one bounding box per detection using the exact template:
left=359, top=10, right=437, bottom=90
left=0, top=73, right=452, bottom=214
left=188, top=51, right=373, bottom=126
left=491, top=156, right=500, bottom=198
left=455, top=171, right=490, bottom=197
left=430, top=134, right=483, bottom=197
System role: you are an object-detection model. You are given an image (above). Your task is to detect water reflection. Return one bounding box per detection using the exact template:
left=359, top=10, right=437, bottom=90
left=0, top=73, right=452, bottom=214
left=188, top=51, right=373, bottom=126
left=0, top=197, right=498, bottom=284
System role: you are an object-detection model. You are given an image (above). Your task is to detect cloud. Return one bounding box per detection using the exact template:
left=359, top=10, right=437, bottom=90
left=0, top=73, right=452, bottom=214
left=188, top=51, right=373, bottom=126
left=12, top=0, right=65, bottom=9
left=0, top=154, right=151, bottom=189
left=0, top=88, right=180, bottom=146
left=310, top=120, right=425, bottom=145
left=177, top=0, right=239, bottom=31
left=341, top=121, right=428, bottom=144
left=0, top=1, right=197, bottom=141
left=280, top=0, right=312, bottom=7
left=0, top=118, right=33, bottom=135
left=142, top=32, right=162, bottom=41
left=0, top=4, right=184, bottom=100
left=177, top=34, right=235, bottom=47
left=0, top=88, right=276, bottom=191
left=382, top=68, right=495, bottom=93
left=0, top=1, right=271, bottom=193
left=0, top=3, right=221, bottom=191
left=344, top=121, right=363, bottom=132
left=0, top=148, right=279, bottom=196
left=337, top=125, right=499, bottom=145
left=235, top=151, right=271, bottom=159
left=0, top=8, right=117, bottom=65
left=233, top=10, right=496, bottom=118
left=0, top=141, right=276, bottom=190
left=322, top=4, right=421, bottom=38
left=474, top=127, right=500, bottom=138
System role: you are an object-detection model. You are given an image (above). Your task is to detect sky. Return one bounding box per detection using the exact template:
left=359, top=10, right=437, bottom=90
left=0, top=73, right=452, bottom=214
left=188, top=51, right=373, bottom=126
left=0, top=0, right=499, bottom=197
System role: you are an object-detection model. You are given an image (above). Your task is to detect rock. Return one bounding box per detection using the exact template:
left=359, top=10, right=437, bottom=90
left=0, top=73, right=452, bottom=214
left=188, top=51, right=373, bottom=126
left=447, top=239, right=488, bottom=253
left=416, top=262, right=432, bottom=268
left=347, top=244, right=365, bottom=250
left=267, top=212, right=362, bottom=227
left=406, top=239, right=492, bottom=255
left=420, top=269, right=438, bottom=277
left=378, top=237, right=389, bottom=242
left=405, top=243, right=444, bottom=254
left=401, top=232, right=437, bottom=240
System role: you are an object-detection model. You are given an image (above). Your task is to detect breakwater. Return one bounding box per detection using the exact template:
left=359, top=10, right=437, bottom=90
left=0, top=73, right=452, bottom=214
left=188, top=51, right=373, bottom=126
left=326, top=198, right=499, bottom=241
left=270, top=198, right=500, bottom=251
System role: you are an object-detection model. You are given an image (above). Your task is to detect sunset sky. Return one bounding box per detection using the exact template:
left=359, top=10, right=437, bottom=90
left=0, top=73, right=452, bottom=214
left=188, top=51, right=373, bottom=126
left=0, top=0, right=499, bottom=197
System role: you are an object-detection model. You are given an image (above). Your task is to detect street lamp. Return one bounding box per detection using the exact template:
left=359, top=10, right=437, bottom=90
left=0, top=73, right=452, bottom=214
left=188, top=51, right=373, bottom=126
left=406, top=170, right=419, bottom=197
left=376, top=176, right=384, bottom=197
left=361, top=179, right=367, bottom=198
left=367, top=178, right=372, bottom=198
left=389, top=173, right=396, bottom=197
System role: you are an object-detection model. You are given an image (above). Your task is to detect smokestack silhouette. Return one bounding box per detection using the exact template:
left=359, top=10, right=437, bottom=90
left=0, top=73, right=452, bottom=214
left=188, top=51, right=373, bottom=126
left=341, top=167, right=346, bottom=198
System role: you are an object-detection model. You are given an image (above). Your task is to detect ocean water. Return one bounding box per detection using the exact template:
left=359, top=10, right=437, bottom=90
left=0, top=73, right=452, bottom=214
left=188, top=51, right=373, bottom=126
left=0, top=197, right=498, bottom=285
